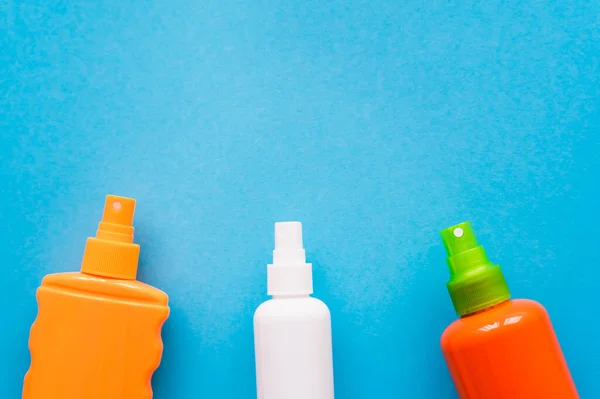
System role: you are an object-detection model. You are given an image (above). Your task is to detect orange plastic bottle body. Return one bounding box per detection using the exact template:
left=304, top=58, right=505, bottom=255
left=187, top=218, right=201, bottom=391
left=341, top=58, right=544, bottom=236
left=23, top=272, right=169, bottom=399
left=441, top=299, right=578, bottom=399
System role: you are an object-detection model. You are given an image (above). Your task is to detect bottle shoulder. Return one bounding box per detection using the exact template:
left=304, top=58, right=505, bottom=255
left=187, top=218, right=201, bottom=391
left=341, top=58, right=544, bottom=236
left=441, top=299, right=550, bottom=349
left=254, top=296, right=330, bottom=320
left=40, top=272, right=169, bottom=306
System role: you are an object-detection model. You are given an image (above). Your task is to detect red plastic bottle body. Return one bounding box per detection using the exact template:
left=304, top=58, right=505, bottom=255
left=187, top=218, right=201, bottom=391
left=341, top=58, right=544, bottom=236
left=441, top=299, right=578, bottom=399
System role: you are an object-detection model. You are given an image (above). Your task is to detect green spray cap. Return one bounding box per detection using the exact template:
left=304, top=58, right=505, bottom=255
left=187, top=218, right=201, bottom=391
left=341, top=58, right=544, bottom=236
left=440, top=221, right=510, bottom=316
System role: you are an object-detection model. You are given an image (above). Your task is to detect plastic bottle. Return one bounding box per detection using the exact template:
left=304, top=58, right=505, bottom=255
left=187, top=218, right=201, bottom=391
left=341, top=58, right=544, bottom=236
left=23, top=195, right=170, bottom=399
left=254, top=221, right=335, bottom=399
left=439, top=221, right=578, bottom=399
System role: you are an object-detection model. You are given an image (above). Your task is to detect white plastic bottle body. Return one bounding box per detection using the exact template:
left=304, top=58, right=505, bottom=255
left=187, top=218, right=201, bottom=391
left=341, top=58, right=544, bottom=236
left=254, top=296, right=335, bottom=399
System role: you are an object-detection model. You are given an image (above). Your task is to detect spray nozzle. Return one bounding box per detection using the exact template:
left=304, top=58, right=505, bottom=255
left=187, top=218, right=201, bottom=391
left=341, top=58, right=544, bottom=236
left=441, top=222, right=479, bottom=257
left=102, top=195, right=135, bottom=226
left=80, top=195, right=140, bottom=280
left=440, top=221, right=511, bottom=316
left=273, top=222, right=306, bottom=265
left=440, top=221, right=494, bottom=276
left=267, top=221, right=313, bottom=296
left=96, top=195, right=136, bottom=243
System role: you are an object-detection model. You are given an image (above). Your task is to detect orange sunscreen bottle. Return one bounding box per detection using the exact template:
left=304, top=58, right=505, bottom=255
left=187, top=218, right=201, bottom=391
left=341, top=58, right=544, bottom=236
left=440, top=222, right=578, bottom=399
left=23, top=195, right=170, bottom=399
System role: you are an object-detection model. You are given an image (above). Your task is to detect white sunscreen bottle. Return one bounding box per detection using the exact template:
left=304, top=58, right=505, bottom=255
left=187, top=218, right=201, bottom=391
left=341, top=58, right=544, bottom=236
left=254, top=221, right=335, bottom=399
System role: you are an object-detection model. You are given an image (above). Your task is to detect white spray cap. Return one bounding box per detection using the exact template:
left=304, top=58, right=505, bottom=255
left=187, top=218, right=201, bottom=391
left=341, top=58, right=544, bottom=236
left=267, top=222, right=313, bottom=296
left=273, top=222, right=306, bottom=264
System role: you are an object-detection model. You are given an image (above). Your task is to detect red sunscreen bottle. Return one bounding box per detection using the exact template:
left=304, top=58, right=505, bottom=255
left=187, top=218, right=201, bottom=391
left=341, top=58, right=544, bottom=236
left=439, top=221, right=578, bottom=399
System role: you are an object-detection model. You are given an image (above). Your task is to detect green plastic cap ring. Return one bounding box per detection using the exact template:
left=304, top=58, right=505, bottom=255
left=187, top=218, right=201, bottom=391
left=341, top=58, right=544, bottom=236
left=440, top=221, right=511, bottom=316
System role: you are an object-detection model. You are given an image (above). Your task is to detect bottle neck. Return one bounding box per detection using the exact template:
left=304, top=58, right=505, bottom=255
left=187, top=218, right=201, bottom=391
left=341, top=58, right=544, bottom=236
left=271, top=294, right=311, bottom=300
left=460, top=298, right=510, bottom=318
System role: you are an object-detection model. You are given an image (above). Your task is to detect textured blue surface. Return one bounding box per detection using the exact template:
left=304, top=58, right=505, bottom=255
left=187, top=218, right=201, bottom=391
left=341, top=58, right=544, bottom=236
left=2, top=1, right=600, bottom=397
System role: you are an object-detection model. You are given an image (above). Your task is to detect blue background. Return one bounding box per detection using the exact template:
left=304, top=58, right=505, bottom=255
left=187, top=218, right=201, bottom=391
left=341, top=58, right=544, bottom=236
left=2, top=0, right=599, bottom=397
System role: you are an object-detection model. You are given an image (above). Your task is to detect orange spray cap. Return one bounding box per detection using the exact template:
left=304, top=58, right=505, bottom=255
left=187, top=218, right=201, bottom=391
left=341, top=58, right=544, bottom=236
left=80, top=195, right=140, bottom=280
